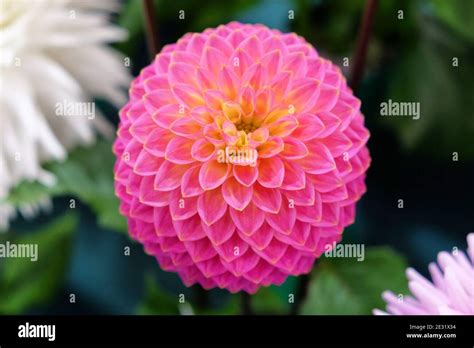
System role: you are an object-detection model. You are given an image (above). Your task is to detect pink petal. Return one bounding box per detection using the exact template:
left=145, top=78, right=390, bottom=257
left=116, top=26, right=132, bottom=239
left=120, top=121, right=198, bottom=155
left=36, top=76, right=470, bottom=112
left=197, top=188, right=227, bottom=225
left=153, top=207, right=176, bottom=236
left=252, top=183, right=282, bottom=214
left=238, top=86, right=255, bottom=121
left=171, top=84, right=205, bottom=108
left=254, top=238, right=288, bottom=265
left=284, top=79, right=320, bottom=113
left=130, top=113, right=156, bottom=143
left=258, top=136, right=284, bottom=158
left=282, top=52, right=307, bottom=79
left=270, top=71, right=292, bottom=101
left=201, top=212, right=235, bottom=246
left=239, top=222, right=274, bottom=250
left=199, top=160, right=230, bottom=190
left=297, top=142, right=336, bottom=174
left=206, top=33, right=234, bottom=57
left=144, top=90, right=175, bottom=114
left=295, top=194, right=322, bottom=223
left=311, top=170, right=344, bottom=193
left=134, top=149, right=164, bottom=175
left=165, top=136, right=195, bottom=164
left=260, top=49, right=282, bottom=79
left=168, top=62, right=198, bottom=87
left=257, top=157, right=284, bottom=188
left=154, top=161, right=191, bottom=191
left=184, top=238, right=217, bottom=263
left=283, top=180, right=315, bottom=206
left=221, top=176, right=253, bottom=211
left=281, top=160, right=306, bottom=190
left=169, top=189, right=198, bottom=221
left=173, top=214, right=206, bottom=241
left=169, top=118, right=201, bottom=139
left=229, top=48, right=252, bottom=77
left=281, top=138, right=308, bottom=160
left=214, top=233, right=249, bottom=263
left=291, top=113, right=325, bottom=141
left=144, top=127, right=174, bottom=157
left=265, top=199, right=296, bottom=234
left=230, top=202, right=265, bottom=235
left=237, top=35, right=262, bottom=60
left=139, top=176, right=170, bottom=207
left=152, top=104, right=183, bottom=128
left=181, top=164, right=204, bottom=197
left=233, top=164, right=258, bottom=187
left=267, top=115, right=298, bottom=137
left=191, top=139, right=215, bottom=162
left=196, top=67, right=217, bottom=91
left=201, top=46, right=227, bottom=76
left=217, top=66, right=238, bottom=99
left=320, top=131, right=353, bottom=157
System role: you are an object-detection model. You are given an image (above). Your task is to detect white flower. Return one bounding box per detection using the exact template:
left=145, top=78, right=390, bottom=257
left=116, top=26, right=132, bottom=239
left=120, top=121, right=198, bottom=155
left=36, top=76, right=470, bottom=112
left=375, top=233, right=474, bottom=315
left=0, top=0, right=131, bottom=229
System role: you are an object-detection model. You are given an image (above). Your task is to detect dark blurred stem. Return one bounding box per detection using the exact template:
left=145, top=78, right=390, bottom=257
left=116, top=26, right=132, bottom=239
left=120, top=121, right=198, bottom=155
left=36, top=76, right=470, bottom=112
left=290, top=273, right=310, bottom=315
left=142, top=0, right=159, bottom=59
left=240, top=292, right=253, bottom=315
left=193, top=285, right=209, bottom=310
left=349, top=0, right=379, bottom=92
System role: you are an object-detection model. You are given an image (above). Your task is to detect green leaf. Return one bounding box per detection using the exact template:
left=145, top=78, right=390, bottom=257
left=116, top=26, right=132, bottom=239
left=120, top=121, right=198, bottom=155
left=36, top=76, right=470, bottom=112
left=6, top=139, right=127, bottom=233
left=301, top=247, right=409, bottom=315
left=137, top=275, right=180, bottom=315
left=0, top=213, right=77, bottom=314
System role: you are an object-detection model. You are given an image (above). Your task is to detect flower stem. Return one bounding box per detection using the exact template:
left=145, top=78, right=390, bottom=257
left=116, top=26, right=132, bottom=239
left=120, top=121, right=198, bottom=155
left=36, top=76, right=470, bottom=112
left=142, top=0, right=159, bottom=59
left=240, top=292, right=253, bottom=315
left=349, top=0, right=379, bottom=92
left=193, top=285, right=209, bottom=310
left=290, top=273, right=311, bottom=315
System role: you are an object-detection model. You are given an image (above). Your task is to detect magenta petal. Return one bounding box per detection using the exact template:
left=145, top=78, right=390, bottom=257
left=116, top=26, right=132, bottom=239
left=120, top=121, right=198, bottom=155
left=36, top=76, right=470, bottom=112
left=265, top=199, right=296, bottom=235
left=197, top=188, right=227, bottom=225
left=230, top=203, right=265, bottom=235
left=199, top=160, right=230, bottom=190
left=201, top=212, right=235, bottom=246
left=257, top=157, right=284, bottom=188
left=221, top=177, right=253, bottom=211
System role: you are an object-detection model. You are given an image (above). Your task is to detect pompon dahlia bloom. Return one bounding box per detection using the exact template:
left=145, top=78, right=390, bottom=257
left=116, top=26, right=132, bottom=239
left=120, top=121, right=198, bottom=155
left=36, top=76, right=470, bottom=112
left=0, top=0, right=130, bottom=229
left=375, top=233, right=474, bottom=315
left=114, top=22, right=371, bottom=293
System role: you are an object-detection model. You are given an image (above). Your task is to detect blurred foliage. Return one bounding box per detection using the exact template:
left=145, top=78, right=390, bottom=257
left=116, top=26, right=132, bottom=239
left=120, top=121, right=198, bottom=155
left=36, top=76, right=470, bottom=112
left=301, top=247, right=409, bottom=315
left=430, top=0, right=474, bottom=42
left=381, top=1, right=474, bottom=158
left=6, top=139, right=126, bottom=233
left=0, top=214, right=77, bottom=314
left=137, top=274, right=181, bottom=314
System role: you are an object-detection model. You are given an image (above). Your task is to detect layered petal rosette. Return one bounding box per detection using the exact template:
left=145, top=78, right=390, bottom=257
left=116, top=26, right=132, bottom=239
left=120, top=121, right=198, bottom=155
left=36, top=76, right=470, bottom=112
left=114, top=22, right=371, bottom=293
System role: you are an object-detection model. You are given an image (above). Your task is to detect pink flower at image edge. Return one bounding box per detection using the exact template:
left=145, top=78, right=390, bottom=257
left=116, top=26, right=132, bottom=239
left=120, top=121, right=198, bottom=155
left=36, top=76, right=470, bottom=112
left=113, top=22, right=371, bottom=293
left=375, top=233, right=474, bottom=315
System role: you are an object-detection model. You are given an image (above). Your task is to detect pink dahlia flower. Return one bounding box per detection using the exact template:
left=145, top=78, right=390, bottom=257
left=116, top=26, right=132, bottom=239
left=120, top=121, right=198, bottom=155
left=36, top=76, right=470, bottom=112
left=375, top=233, right=474, bottom=315
left=113, top=22, right=371, bottom=293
